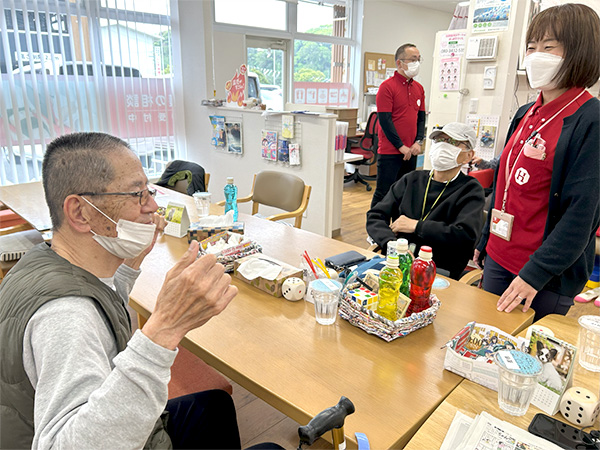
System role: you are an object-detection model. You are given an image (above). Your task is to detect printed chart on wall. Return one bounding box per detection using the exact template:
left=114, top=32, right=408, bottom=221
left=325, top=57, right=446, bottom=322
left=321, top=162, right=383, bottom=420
left=466, top=114, right=499, bottom=161
left=439, top=31, right=466, bottom=92
left=472, top=0, right=511, bottom=33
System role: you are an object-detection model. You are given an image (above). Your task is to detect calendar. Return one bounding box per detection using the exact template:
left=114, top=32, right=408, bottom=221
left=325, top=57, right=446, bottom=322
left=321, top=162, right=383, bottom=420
left=527, top=330, right=577, bottom=415
left=466, top=114, right=499, bottom=162
left=164, top=202, right=190, bottom=238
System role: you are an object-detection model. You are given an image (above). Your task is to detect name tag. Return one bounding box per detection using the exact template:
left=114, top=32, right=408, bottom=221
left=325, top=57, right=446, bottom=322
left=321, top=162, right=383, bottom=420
left=490, top=208, right=514, bottom=241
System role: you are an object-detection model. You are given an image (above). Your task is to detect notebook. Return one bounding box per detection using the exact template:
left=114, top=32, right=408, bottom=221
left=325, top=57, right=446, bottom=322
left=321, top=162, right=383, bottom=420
left=0, top=229, right=44, bottom=262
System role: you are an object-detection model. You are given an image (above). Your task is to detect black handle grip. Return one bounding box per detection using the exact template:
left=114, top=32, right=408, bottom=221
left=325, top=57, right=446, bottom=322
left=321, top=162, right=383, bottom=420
left=298, top=397, right=355, bottom=446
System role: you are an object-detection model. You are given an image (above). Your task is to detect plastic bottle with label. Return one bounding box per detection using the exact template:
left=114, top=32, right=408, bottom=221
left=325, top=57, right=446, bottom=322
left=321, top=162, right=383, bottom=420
left=408, top=246, right=436, bottom=315
left=224, top=177, right=238, bottom=222
left=376, top=253, right=403, bottom=321
left=396, top=239, right=413, bottom=298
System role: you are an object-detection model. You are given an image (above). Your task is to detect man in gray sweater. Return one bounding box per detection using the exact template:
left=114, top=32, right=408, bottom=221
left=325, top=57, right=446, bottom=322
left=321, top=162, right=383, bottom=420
left=0, top=133, right=240, bottom=449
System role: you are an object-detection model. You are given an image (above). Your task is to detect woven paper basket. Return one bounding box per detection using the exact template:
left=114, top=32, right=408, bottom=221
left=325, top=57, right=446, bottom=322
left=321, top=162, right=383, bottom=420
left=339, top=290, right=441, bottom=342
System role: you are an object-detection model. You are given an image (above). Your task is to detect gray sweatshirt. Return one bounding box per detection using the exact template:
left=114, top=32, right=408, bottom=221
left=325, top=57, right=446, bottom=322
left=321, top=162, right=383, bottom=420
left=22, top=264, right=177, bottom=449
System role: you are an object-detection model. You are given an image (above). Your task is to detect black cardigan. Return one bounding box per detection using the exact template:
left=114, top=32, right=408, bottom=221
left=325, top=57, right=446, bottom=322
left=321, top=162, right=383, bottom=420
left=478, top=97, right=600, bottom=297
left=367, top=171, right=485, bottom=279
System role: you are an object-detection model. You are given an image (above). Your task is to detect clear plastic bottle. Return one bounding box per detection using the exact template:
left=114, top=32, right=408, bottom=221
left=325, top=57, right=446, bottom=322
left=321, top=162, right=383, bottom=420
left=224, top=177, right=238, bottom=222
left=376, top=253, right=403, bottom=321
left=396, top=239, right=413, bottom=298
left=408, top=246, right=436, bottom=315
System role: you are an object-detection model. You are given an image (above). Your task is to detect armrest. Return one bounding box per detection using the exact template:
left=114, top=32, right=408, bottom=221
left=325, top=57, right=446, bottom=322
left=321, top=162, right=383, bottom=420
left=216, top=194, right=252, bottom=207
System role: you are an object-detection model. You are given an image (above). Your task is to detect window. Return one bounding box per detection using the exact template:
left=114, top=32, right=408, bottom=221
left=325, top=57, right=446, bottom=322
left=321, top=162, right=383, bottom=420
left=0, top=0, right=176, bottom=186
left=214, top=0, right=286, bottom=30
left=213, top=0, right=358, bottom=109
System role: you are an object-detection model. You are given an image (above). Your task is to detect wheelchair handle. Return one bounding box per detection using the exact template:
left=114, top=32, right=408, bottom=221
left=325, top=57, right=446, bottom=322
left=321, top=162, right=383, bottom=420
left=298, top=397, right=355, bottom=446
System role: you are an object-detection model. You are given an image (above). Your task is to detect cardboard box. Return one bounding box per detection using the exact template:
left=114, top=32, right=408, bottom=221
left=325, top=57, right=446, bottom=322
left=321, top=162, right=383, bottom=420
left=233, top=254, right=303, bottom=298
left=187, top=222, right=244, bottom=243
left=326, top=107, right=358, bottom=120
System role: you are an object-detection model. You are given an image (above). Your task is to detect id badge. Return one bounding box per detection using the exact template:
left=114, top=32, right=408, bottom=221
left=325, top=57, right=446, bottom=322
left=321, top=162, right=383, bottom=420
left=490, top=208, right=514, bottom=241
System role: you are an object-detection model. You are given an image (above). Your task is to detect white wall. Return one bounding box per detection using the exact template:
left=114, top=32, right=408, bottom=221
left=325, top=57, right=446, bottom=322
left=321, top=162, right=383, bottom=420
left=360, top=0, right=453, bottom=118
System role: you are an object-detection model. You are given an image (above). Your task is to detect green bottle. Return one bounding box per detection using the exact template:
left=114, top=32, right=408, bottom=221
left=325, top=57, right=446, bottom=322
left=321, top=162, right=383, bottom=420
left=396, top=239, right=413, bottom=298
left=377, top=253, right=403, bottom=321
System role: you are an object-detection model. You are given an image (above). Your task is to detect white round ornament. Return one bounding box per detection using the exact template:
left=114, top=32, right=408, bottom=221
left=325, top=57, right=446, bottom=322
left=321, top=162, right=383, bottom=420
left=282, top=277, right=306, bottom=301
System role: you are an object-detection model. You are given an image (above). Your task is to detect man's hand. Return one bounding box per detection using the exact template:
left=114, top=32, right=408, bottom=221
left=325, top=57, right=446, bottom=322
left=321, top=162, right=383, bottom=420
left=496, top=276, right=538, bottom=315
left=471, top=156, right=483, bottom=166
left=399, top=145, right=412, bottom=161
left=472, top=249, right=482, bottom=269
left=141, top=240, right=238, bottom=350
left=390, top=215, right=418, bottom=234
left=409, top=142, right=421, bottom=156
left=124, top=213, right=167, bottom=270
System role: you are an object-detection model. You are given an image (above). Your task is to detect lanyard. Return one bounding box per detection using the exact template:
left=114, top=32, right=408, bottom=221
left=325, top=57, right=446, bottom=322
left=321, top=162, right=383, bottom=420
left=500, top=89, right=586, bottom=212
left=421, top=171, right=450, bottom=221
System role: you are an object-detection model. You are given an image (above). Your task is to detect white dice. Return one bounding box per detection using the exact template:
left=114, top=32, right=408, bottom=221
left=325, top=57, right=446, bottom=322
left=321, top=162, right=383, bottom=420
left=282, top=277, right=306, bottom=301
left=559, top=387, right=600, bottom=427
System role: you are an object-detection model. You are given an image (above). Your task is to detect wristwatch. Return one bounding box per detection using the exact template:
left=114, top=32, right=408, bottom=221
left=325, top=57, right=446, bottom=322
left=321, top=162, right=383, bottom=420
left=415, top=139, right=423, bottom=145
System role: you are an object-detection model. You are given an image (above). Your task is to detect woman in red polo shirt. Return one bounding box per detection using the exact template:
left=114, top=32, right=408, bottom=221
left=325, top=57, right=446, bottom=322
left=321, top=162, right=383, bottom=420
left=476, top=4, right=600, bottom=321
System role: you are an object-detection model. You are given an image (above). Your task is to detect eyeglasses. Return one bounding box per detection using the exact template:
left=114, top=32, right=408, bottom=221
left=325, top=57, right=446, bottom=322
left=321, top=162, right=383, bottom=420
left=400, top=57, right=423, bottom=63
left=433, top=136, right=471, bottom=149
left=78, top=187, right=157, bottom=206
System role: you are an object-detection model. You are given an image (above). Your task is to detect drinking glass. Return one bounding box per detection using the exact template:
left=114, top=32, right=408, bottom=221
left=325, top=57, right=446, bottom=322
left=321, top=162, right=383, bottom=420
left=193, top=192, right=211, bottom=217
left=310, top=279, right=342, bottom=325
left=578, top=315, right=600, bottom=372
left=494, top=350, right=542, bottom=416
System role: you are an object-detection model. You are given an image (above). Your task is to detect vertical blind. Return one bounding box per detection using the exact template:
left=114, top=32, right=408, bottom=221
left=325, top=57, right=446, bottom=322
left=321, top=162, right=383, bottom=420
left=0, top=0, right=176, bottom=186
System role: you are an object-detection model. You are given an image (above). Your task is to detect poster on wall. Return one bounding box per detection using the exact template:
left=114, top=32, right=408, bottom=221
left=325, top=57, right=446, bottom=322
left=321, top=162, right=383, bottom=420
left=439, top=31, right=466, bottom=59
left=472, top=0, right=512, bottom=33
left=440, top=57, right=461, bottom=91
left=293, top=82, right=352, bottom=107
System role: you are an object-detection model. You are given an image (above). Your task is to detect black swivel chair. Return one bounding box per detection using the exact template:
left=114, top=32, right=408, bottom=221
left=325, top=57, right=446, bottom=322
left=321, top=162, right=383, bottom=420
left=344, top=111, right=378, bottom=191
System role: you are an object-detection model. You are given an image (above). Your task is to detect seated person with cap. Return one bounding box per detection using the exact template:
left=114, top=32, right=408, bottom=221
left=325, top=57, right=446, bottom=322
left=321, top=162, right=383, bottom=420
left=366, top=122, right=485, bottom=279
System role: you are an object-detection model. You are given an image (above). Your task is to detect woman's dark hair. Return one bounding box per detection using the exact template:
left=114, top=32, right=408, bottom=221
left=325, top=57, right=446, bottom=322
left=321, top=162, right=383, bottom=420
left=526, top=3, right=600, bottom=89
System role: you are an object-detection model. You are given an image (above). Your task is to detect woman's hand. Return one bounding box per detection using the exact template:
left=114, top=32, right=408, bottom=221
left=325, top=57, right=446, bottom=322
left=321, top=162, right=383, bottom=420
left=496, top=276, right=538, bottom=314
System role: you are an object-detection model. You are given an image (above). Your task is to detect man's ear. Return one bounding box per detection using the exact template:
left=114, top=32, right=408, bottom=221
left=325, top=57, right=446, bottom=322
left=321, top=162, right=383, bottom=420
left=63, top=195, right=93, bottom=233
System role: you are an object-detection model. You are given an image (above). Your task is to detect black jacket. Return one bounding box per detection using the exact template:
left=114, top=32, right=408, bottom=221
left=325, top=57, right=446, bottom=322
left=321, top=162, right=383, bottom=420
left=478, top=97, right=600, bottom=297
left=156, top=160, right=205, bottom=195
left=367, top=171, right=485, bottom=279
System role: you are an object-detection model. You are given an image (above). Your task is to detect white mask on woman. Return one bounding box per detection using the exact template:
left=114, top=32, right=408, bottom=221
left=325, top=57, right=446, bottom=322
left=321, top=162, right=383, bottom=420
left=82, top=197, right=156, bottom=259
left=523, top=52, right=563, bottom=90
left=404, top=61, right=420, bottom=78
left=429, top=141, right=465, bottom=171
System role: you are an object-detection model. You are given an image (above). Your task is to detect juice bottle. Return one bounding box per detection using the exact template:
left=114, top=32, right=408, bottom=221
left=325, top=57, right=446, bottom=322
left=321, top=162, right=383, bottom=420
left=396, top=239, right=413, bottom=298
left=408, top=246, right=436, bottom=315
left=376, top=253, right=403, bottom=321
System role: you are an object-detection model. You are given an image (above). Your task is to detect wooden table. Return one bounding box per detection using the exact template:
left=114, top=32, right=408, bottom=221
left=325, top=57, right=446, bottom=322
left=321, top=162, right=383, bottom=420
left=404, top=314, right=600, bottom=449
left=0, top=182, right=51, bottom=231
left=129, top=188, right=535, bottom=449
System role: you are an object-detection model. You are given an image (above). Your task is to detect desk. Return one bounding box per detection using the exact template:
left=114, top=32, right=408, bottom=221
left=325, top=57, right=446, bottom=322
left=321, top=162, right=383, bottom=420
left=404, top=314, right=600, bottom=449
left=129, top=188, right=534, bottom=449
left=0, top=182, right=51, bottom=231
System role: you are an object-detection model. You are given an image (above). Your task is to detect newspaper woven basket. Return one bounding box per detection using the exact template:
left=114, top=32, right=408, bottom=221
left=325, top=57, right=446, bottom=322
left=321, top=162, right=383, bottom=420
left=339, top=289, right=441, bottom=342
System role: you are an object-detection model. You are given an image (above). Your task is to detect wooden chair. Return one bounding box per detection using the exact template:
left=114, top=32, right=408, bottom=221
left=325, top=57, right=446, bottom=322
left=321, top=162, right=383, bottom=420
left=218, top=171, right=311, bottom=228
left=459, top=268, right=483, bottom=287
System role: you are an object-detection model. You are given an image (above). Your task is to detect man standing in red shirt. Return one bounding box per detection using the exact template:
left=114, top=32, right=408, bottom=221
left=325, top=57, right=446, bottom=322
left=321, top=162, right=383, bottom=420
left=371, top=43, right=426, bottom=208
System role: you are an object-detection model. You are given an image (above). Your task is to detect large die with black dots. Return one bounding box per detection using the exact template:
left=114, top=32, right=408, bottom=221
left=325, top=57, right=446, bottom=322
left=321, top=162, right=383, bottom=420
left=559, top=387, right=600, bottom=427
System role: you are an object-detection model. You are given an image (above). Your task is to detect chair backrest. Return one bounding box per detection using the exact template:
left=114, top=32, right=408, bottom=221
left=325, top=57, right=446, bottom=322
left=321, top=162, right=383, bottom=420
left=358, top=111, right=379, bottom=166
left=158, top=160, right=206, bottom=195
left=253, top=171, right=306, bottom=212
left=468, top=168, right=494, bottom=189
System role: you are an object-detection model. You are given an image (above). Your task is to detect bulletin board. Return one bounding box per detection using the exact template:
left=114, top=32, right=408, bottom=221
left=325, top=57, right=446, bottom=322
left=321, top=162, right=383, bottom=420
left=363, top=52, right=396, bottom=93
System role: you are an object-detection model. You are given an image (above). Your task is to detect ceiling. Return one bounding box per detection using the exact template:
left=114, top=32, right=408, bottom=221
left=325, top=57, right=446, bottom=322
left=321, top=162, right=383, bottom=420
left=395, top=0, right=462, bottom=14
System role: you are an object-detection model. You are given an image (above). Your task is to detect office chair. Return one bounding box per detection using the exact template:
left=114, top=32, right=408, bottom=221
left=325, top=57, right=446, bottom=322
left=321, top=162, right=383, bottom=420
left=156, top=160, right=208, bottom=195
left=219, top=170, right=311, bottom=228
left=344, top=111, right=379, bottom=192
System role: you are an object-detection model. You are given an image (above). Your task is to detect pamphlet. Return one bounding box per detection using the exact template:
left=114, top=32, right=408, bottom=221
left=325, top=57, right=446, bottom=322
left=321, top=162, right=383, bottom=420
left=225, top=122, right=243, bottom=154
left=209, top=115, right=226, bottom=151
left=282, top=114, right=294, bottom=139
left=261, top=130, right=278, bottom=161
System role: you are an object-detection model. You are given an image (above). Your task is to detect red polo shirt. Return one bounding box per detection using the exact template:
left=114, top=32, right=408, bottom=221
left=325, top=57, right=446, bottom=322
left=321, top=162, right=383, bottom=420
left=487, top=87, right=592, bottom=274
left=376, top=71, right=425, bottom=155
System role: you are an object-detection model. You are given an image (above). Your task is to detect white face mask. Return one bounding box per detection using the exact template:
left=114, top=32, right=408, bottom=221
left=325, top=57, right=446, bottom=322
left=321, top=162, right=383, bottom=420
left=429, top=141, right=466, bottom=171
left=82, top=197, right=156, bottom=259
left=523, top=52, right=563, bottom=90
left=404, top=61, right=420, bottom=78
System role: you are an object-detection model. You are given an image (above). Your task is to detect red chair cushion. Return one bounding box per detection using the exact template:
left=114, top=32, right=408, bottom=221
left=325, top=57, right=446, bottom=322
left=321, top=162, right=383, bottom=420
left=350, top=148, right=373, bottom=160
left=468, top=169, right=494, bottom=189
